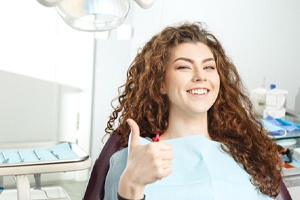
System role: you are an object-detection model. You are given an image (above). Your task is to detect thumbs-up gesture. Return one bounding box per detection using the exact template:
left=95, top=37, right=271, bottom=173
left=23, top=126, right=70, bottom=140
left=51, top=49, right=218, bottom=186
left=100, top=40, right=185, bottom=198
left=118, top=118, right=173, bottom=199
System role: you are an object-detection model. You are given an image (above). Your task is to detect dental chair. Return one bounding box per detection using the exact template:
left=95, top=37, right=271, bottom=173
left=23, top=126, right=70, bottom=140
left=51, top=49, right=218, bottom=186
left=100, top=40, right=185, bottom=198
left=83, top=131, right=122, bottom=200
left=83, top=131, right=292, bottom=200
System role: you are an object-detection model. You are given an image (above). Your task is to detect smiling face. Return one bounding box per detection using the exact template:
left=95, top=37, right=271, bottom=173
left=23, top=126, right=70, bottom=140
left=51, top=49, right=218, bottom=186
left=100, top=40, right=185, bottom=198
left=161, top=42, right=220, bottom=118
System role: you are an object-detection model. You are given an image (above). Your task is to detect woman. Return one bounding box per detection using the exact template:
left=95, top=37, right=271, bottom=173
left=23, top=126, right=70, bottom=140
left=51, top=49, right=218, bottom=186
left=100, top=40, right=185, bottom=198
left=103, top=22, right=282, bottom=199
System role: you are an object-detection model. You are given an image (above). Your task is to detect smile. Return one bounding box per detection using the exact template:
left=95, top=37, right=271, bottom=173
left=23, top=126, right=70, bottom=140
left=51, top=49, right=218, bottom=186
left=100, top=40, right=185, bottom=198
left=187, top=88, right=208, bottom=95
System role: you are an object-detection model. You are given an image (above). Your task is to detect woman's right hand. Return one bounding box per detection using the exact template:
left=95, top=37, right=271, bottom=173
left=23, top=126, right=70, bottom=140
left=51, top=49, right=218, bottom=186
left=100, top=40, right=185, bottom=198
left=118, top=118, right=174, bottom=199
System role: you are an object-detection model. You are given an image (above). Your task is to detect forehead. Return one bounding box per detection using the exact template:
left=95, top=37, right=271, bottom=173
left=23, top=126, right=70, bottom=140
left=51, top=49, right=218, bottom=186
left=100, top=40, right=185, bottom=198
left=169, top=42, right=214, bottom=62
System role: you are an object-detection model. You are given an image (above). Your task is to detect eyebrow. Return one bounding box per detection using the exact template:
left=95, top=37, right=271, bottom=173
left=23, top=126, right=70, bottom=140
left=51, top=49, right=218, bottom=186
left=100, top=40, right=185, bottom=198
left=173, top=57, right=215, bottom=64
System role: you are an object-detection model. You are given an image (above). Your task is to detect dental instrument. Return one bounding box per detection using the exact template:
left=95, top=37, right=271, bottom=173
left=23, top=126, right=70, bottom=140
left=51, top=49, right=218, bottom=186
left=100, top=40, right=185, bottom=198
left=1, top=152, right=9, bottom=164
left=50, top=150, right=60, bottom=159
left=34, top=149, right=42, bottom=160
left=18, top=151, right=24, bottom=163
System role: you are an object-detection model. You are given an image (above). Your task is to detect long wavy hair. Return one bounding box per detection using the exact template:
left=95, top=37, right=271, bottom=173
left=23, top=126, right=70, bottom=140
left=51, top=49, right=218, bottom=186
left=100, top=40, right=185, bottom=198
left=104, top=21, right=282, bottom=197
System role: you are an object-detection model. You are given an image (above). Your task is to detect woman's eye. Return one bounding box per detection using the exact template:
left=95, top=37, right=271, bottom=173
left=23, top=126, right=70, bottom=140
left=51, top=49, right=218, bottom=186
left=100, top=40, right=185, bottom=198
left=204, top=66, right=216, bottom=70
left=177, top=66, right=191, bottom=70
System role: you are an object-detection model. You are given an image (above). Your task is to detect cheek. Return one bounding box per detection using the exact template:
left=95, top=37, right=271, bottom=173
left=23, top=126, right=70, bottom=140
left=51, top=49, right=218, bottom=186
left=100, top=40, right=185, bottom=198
left=164, top=75, right=183, bottom=91
left=215, top=78, right=220, bottom=91
left=212, top=75, right=220, bottom=95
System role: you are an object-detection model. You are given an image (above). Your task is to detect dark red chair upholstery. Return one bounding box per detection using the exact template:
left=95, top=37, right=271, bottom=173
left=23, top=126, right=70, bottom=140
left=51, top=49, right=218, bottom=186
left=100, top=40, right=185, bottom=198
left=83, top=132, right=292, bottom=200
left=276, top=181, right=292, bottom=200
left=83, top=132, right=123, bottom=200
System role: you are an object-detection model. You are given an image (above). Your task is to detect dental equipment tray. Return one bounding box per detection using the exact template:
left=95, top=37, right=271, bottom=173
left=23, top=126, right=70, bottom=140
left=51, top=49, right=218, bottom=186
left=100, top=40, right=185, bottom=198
left=0, top=142, right=89, bottom=167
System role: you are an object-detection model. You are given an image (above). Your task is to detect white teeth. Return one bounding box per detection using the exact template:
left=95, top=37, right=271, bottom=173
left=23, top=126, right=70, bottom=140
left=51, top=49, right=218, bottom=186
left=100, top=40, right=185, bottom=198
left=188, top=89, right=207, bottom=95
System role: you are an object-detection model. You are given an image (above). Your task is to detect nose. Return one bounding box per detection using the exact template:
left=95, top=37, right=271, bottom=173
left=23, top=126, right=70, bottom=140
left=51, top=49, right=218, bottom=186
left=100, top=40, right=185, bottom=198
left=192, top=69, right=206, bottom=82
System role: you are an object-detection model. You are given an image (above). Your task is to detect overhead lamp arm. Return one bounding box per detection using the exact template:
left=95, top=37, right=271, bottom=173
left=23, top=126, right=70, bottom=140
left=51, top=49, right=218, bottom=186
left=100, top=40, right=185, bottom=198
left=36, top=0, right=63, bottom=7
left=133, top=0, right=154, bottom=9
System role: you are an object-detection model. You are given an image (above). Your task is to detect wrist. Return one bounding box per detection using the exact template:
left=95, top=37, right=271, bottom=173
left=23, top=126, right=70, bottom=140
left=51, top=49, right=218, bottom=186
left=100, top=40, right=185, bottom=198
left=117, top=193, right=145, bottom=200
left=118, top=172, right=145, bottom=199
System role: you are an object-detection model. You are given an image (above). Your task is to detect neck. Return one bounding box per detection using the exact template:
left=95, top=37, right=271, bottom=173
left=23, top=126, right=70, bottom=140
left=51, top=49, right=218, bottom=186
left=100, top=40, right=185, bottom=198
left=160, top=112, right=211, bottom=140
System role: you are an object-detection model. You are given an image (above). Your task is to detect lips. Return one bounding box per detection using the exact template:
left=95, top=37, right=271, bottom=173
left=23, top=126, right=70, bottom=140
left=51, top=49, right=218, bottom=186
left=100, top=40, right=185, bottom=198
left=187, top=88, right=208, bottom=95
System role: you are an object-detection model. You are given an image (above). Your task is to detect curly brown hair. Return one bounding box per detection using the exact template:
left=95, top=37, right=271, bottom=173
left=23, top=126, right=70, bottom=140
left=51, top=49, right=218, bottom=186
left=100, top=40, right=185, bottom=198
left=104, top=21, right=282, bottom=197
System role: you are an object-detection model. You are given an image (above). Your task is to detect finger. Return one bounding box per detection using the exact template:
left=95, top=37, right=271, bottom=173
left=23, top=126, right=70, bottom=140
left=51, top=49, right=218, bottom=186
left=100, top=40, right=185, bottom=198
left=162, top=168, right=172, bottom=178
left=161, top=160, right=172, bottom=169
left=158, top=143, right=173, bottom=151
left=126, top=118, right=141, bottom=151
left=156, top=166, right=172, bottom=180
left=160, top=150, right=174, bottom=160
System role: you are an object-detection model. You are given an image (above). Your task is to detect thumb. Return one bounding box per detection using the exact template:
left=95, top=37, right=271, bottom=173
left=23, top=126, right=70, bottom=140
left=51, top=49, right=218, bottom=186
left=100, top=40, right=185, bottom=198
left=126, top=118, right=141, bottom=151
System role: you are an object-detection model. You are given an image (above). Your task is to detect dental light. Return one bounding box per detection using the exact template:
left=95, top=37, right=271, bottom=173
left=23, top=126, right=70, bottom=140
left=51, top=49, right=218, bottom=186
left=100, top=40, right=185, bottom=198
left=37, top=0, right=154, bottom=32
